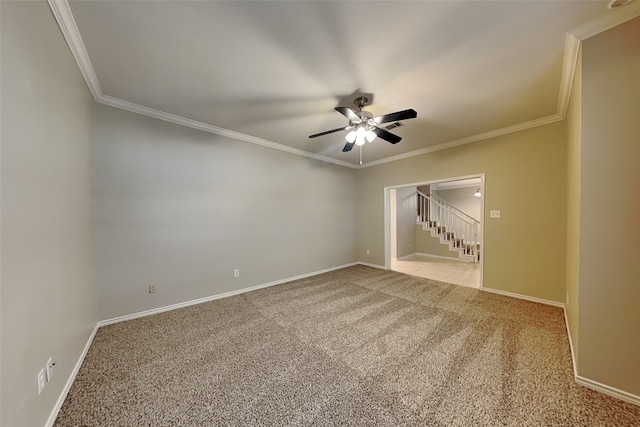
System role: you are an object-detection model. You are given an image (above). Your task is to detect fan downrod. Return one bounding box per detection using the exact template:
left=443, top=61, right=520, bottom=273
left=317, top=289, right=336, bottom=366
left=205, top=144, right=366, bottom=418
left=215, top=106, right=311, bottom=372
left=353, top=96, right=369, bottom=111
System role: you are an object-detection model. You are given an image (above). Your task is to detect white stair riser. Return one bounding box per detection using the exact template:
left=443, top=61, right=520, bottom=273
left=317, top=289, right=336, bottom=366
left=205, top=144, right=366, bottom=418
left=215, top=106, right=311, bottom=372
left=419, top=221, right=480, bottom=262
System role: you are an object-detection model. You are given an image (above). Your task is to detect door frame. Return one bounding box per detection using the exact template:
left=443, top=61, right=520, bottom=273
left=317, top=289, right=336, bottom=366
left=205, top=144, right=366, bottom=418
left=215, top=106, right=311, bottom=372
left=384, top=173, right=485, bottom=289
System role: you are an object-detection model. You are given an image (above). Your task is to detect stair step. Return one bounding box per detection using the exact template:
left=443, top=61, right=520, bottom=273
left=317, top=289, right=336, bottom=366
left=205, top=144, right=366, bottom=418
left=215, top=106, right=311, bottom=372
left=418, top=212, right=481, bottom=263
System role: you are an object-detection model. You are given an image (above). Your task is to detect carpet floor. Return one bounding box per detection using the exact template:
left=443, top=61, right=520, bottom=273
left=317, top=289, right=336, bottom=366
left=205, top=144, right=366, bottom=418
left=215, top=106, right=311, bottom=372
left=55, top=265, right=640, bottom=426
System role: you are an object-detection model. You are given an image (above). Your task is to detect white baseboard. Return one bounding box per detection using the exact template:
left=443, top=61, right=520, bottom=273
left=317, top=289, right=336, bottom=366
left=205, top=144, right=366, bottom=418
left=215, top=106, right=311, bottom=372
left=47, top=264, right=639, bottom=426
left=98, top=262, right=362, bottom=326
left=415, top=252, right=473, bottom=263
left=358, top=261, right=386, bottom=270
left=575, top=375, right=640, bottom=407
left=48, top=262, right=364, bottom=424
left=45, top=323, right=100, bottom=427
left=562, top=306, right=579, bottom=378
left=488, top=289, right=640, bottom=406
left=396, top=252, right=471, bottom=263
left=482, top=287, right=564, bottom=308
left=563, top=307, right=640, bottom=407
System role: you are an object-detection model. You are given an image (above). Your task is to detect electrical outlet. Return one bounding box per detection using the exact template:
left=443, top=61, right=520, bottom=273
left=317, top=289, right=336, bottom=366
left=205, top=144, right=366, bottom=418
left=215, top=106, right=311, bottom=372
left=490, top=210, right=501, bottom=219
left=233, top=269, right=240, bottom=278
left=366, top=249, right=370, bottom=255
left=46, top=357, right=55, bottom=382
left=37, top=369, right=46, bottom=395
left=148, top=284, right=157, bottom=294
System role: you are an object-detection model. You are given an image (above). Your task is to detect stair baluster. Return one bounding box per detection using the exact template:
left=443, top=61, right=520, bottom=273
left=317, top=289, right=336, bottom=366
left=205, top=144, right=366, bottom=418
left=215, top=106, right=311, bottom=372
left=416, top=191, right=481, bottom=262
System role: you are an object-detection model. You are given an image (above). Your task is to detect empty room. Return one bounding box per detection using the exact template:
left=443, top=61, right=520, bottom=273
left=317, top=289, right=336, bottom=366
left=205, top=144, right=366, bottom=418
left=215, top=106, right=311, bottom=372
left=2, top=1, right=640, bottom=426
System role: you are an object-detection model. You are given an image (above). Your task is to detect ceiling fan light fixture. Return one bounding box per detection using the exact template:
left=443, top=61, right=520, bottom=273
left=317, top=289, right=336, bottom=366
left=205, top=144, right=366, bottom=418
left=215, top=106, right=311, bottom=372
left=366, top=129, right=377, bottom=143
left=607, top=0, right=632, bottom=9
left=309, top=96, right=418, bottom=159
left=345, top=130, right=357, bottom=143
left=355, top=126, right=367, bottom=145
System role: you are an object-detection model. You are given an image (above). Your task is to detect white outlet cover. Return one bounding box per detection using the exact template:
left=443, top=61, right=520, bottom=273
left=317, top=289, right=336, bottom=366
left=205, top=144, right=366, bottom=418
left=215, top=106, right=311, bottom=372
left=490, top=210, right=501, bottom=218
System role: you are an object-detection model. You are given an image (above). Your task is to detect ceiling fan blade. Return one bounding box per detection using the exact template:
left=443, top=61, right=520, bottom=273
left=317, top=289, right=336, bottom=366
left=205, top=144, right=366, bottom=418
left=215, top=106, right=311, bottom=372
left=342, top=141, right=355, bottom=152
left=373, top=126, right=402, bottom=144
left=335, top=106, right=359, bottom=121
left=385, top=122, right=404, bottom=131
left=374, top=109, right=417, bottom=124
left=309, top=126, right=347, bottom=138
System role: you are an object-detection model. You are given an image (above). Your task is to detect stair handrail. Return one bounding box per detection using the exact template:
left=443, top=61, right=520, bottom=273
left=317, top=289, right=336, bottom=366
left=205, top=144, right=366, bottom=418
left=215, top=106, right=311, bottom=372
left=425, top=192, right=479, bottom=223
left=416, top=191, right=481, bottom=262
left=416, top=190, right=480, bottom=231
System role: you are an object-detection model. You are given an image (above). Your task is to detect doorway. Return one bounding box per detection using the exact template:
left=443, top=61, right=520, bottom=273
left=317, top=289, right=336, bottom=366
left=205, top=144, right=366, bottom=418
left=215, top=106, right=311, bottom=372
left=384, top=174, right=484, bottom=289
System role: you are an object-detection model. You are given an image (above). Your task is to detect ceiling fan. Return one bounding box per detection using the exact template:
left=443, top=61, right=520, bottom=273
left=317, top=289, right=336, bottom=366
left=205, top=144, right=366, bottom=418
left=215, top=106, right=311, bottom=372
left=309, top=96, right=417, bottom=153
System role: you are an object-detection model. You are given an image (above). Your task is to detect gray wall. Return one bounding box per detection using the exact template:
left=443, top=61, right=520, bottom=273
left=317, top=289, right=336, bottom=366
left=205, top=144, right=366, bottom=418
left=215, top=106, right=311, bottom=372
left=578, top=17, right=640, bottom=396
left=93, top=105, right=358, bottom=320
left=432, top=187, right=482, bottom=222
left=394, top=187, right=417, bottom=258
left=1, top=2, right=97, bottom=426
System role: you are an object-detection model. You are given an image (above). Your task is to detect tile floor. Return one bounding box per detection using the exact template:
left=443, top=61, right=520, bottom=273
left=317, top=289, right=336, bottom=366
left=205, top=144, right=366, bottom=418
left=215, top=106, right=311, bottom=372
left=391, top=254, right=481, bottom=288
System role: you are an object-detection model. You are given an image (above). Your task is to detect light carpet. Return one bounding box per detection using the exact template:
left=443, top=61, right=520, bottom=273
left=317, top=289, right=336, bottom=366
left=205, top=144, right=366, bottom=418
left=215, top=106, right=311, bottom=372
left=55, top=265, right=640, bottom=426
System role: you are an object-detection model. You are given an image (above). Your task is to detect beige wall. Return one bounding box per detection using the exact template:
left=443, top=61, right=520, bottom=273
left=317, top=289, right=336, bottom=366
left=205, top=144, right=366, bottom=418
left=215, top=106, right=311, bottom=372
left=357, top=121, right=567, bottom=302
left=1, top=2, right=97, bottom=427
left=565, top=47, right=582, bottom=364
left=578, top=17, right=640, bottom=395
left=93, top=105, right=358, bottom=320
left=415, top=226, right=458, bottom=258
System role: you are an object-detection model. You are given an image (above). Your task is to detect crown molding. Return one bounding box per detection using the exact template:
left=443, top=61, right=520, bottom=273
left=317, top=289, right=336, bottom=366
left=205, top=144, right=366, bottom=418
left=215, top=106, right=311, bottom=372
left=47, top=0, right=102, bottom=100
left=47, top=0, right=358, bottom=169
left=570, top=0, right=640, bottom=40
left=556, top=2, right=640, bottom=122
left=98, top=96, right=359, bottom=169
left=557, top=33, right=581, bottom=119
left=360, top=114, right=563, bottom=169
left=49, top=0, right=640, bottom=169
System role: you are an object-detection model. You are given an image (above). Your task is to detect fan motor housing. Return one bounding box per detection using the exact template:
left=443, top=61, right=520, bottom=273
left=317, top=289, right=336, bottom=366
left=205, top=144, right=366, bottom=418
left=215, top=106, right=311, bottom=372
left=354, top=96, right=370, bottom=109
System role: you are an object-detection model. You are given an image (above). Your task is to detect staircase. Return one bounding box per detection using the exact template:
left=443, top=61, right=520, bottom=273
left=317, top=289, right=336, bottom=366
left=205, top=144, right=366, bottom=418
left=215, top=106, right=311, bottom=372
left=416, top=191, right=481, bottom=262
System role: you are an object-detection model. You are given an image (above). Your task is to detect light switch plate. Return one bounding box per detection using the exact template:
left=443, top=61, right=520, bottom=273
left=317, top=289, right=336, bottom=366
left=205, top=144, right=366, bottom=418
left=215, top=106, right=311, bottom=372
left=46, top=357, right=54, bottom=382
left=37, top=369, right=46, bottom=394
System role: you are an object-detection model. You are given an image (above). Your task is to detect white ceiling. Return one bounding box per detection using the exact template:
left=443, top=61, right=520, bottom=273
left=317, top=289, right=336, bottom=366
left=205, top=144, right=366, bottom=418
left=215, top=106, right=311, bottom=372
left=54, top=1, right=640, bottom=167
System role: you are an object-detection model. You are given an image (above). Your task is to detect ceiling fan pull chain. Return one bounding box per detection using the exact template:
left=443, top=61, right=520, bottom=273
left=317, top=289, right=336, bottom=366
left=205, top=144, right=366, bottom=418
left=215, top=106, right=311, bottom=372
left=360, top=145, right=363, bottom=165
